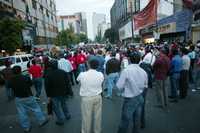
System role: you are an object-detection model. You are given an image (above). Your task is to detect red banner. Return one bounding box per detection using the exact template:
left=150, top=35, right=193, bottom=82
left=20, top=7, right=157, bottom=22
left=133, top=0, right=158, bottom=30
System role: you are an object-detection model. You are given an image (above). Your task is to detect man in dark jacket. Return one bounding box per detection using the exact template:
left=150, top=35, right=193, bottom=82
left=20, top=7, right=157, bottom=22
left=8, top=66, right=48, bottom=132
left=2, top=60, right=14, bottom=101
left=44, top=60, right=72, bottom=125
left=104, top=51, right=121, bottom=98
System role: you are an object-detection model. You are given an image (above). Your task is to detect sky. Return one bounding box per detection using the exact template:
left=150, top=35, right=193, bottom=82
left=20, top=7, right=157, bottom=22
left=55, top=0, right=115, bottom=40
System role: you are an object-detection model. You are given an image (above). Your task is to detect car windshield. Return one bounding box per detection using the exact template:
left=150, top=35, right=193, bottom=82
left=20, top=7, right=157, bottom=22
left=0, top=57, right=15, bottom=66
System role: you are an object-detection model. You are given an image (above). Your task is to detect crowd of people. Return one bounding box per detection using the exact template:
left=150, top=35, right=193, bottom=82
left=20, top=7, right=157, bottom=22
left=1, top=40, right=200, bottom=133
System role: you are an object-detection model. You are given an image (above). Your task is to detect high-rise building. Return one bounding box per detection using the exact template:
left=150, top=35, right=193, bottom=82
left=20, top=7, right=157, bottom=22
left=75, top=12, right=87, bottom=35
left=92, top=13, right=106, bottom=40
left=57, top=12, right=88, bottom=35
left=57, top=15, right=81, bottom=34
left=97, top=22, right=111, bottom=38
left=0, top=0, right=58, bottom=48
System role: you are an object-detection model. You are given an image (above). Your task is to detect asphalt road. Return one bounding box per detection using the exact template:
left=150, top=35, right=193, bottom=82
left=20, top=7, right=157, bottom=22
left=0, top=81, right=200, bottom=133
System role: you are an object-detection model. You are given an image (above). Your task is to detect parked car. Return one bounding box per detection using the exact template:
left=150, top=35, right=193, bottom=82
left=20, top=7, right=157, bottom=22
left=0, top=54, right=33, bottom=72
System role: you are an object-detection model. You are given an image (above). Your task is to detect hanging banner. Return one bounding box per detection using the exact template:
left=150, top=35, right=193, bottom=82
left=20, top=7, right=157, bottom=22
left=133, top=0, right=158, bottom=30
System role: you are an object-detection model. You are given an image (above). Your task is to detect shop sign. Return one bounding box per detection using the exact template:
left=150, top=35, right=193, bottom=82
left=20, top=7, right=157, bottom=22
left=157, top=22, right=176, bottom=34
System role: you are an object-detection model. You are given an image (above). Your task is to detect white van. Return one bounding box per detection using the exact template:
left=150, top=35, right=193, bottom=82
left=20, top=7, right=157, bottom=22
left=0, top=54, right=33, bottom=72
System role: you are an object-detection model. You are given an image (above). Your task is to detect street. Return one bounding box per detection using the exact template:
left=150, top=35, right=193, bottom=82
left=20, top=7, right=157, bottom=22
left=0, top=82, right=200, bottom=133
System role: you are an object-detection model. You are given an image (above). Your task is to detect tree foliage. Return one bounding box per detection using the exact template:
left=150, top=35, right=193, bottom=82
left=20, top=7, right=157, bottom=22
left=104, top=28, right=119, bottom=44
left=95, top=29, right=105, bottom=43
left=55, top=28, right=88, bottom=47
left=0, top=17, right=25, bottom=54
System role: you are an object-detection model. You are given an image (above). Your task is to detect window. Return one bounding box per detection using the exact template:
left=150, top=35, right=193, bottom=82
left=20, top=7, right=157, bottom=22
left=32, top=0, right=37, bottom=9
left=28, top=56, right=34, bottom=60
left=16, top=58, right=21, bottom=63
left=40, top=5, right=43, bottom=13
left=22, top=57, right=29, bottom=62
left=46, top=10, right=49, bottom=17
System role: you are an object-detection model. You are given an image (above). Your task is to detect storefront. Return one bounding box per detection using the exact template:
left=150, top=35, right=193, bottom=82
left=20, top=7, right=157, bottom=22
left=192, top=2, right=200, bottom=44
left=140, top=25, right=155, bottom=44
left=157, top=9, right=193, bottom=43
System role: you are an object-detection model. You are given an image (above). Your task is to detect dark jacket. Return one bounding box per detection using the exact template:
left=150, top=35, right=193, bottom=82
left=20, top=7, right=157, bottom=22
left=8, top=74, right=33, bottom=98
left=44, top=68, right=72, bottom=97
left=106, top=58, right=121, bottom=75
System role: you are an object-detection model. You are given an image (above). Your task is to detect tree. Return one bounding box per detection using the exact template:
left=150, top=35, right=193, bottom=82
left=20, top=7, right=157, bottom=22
left=78, top=33, right=88, bottom=43
left=0, top=17, right=25, bottom=54
left=95, top=29, right=103, bottom=43
left=104, top=28, right=119, bottom=44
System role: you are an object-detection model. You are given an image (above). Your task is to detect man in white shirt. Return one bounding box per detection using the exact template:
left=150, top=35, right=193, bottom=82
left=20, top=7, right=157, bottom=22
left=77, top=59, right=104, bottom=133
left=58, top=53, right=73, bottom=73
left=180, top=48, right=190, bottom=99
left=116, top=52, right=148, bottom=133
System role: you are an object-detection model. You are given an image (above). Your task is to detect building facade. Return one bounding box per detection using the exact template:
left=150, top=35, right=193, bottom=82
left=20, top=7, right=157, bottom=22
left=57, top=15, right=81, bottom=34
left=97, top=22, right=111, bottom=38
left=0, top=0, right=58, bottom=48
left=92, top=13, right=106, bottom=40
left=110, top=0, right=195, bottom=43
left=192, top=0, right=200, bottom=44
left=75, top=12, right=88, bottom=35
left=57, top=12, right=88, bottom=35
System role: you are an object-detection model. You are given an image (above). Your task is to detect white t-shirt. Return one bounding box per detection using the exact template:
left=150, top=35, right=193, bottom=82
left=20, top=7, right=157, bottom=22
left=58, top=58, right=73, bottom=72
left=77, top=69, right=104, bottom=97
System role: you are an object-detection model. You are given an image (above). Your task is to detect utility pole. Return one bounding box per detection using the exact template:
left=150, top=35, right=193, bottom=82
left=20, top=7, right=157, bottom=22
left=130, top=1, right=134, bottom=43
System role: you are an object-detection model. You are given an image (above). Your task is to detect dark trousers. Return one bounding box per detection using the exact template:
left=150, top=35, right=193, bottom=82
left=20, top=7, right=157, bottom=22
left=189, top=59, right=195, bottom=83
left=180, top=70, right=189, bottom=98
left=70, top=70, right=78, bottom=85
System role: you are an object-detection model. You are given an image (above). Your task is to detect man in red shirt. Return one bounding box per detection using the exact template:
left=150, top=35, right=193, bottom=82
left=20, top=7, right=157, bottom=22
left=28, top=59, right=43, bottom=99
left=153, top=48, right=170, bottom=108
left=68, top=53, right=78, bottom=85
left=76, top=51, right=87, bottom=73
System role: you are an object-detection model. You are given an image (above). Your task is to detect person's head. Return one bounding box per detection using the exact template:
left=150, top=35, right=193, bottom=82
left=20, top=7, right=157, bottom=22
left=181, top=47, right=188, bottom=55
left=4, top=59, right=11, bottom=67
left=97, top=50, right=103, bottom=55
left=12, top=66, right=22, bottom=75
left=32, top=59, right=36, bottom=65
left=110, top=51, right=116, bottom=57
left=190, top=45, right=195, bottom=51
left=49, top=60, right=58, bottom=70
left=129, top=52, right=141, bottom=64
left=172, top=49, right=179, bottom=56
left=89, top=59, right=99, bottom=70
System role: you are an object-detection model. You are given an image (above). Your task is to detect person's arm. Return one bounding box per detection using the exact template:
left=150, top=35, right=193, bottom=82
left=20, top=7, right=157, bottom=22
left=76, top=73, right=82, bottom=83
left=116, top=70, right=126, bottom=91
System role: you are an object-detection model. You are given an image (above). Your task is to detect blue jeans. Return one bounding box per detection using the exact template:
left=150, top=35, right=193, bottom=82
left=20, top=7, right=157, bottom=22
left=141, top=88, right=148, bottom=128
left=33, top=78, right=43, bottom=97
left=105, top=72, right=119, bottom=97
left=51, top=96, right=70, bottom=123
left=5, top=81, right=14, bottom=100
left=78, top=64, right=86, bottom=73
left=117, top=95, right=144, bottom=133
left=170, top=73, right=180, bottom=98
left=15, top=96, right=46, bottom=129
